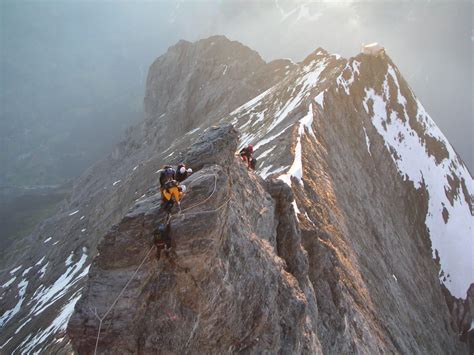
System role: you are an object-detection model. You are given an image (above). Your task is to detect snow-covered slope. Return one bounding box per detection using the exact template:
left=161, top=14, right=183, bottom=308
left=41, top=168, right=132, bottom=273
left=0, top=37, right=471, bottom=353
left=359, top=61, right=473, bottom=298
left=226, top=49, right=473, bottom=300
left=0, top=35, right=288, bottom=353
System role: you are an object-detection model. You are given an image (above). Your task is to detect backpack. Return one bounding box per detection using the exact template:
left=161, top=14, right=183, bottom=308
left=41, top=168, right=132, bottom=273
left=160, top=167, right=176, bottom=187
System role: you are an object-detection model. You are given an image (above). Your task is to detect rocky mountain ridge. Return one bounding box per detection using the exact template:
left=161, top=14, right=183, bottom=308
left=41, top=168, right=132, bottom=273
left=68, top=125, right=322, bottom=354
left=0, top=36, right=472, bottom=353
left=0, top=35, right=294, bottom=354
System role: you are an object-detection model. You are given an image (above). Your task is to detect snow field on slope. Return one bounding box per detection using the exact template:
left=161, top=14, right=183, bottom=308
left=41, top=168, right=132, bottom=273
left=16, top=291, right=82, bottom=354
left=362, top=64, right=473, bottom=298
left=233, top=57, right=328, bottom=184
left=337, top=60, right=360, bottom=95
left=267, top=59, right=327, bottom=133
left=1, top=247, right=91, bottom=352
left=28, top=248, right=89, bottom=318
left=278, top=104, right=315, bottom=187
left=0, top=279, right=29, bottom=327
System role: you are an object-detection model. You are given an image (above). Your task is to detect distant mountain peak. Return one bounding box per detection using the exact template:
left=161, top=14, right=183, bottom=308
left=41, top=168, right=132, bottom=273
left=1, top=37, right=472, bottom=354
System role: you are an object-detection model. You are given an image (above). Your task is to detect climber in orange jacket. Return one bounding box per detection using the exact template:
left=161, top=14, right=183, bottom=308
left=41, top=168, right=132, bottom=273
left=161, top=179, right=186, bottom=213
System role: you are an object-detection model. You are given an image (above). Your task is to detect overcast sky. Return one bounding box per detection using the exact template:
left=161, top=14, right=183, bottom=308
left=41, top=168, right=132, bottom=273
left=1, top=0, right=473, bottom=183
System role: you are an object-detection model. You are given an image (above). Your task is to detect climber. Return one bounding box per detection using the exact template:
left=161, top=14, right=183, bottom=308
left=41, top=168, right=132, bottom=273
left=239, top=144, right=256, bottom=170
left=175, top=163, right=193, bottom=183
left=159, top=165, right=176, bottom=189
left=153, top=219, right=172, bottom=259
left=161, top=179, right=186, bottom=213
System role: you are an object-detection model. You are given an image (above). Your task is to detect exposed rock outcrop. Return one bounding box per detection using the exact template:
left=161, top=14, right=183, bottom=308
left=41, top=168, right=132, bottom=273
left=442, top=284, right=474, bottom=349
left=0, top=37, right=290, bottom=353
left=68, top=125, right=321, bottom=354
left=1, top=36, right=471, bottom=354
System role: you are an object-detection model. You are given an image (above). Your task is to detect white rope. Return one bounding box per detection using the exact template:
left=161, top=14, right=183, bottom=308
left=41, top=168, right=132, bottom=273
left=178, top=173, right=218, bottom=213
left=93, top=244, right=155, bottom=355
left=92, top=172, right=230, bottom=354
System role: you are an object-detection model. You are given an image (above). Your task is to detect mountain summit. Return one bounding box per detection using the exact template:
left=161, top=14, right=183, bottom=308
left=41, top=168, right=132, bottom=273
left=0, top=36, right=472, bottom=353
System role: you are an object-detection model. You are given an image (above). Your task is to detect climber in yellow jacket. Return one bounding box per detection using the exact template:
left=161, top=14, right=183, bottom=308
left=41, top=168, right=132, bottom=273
left=161, top=179, right=187, bottom=213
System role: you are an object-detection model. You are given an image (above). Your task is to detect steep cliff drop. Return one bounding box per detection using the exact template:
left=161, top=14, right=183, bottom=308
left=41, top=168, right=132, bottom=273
left=1, top=36, right=471, bottom=354
left=68, top=125, right=322, bottom=354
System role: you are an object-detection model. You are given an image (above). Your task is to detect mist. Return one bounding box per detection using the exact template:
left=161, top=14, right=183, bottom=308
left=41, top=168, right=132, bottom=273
left=1, top=0, right=472, bottom=189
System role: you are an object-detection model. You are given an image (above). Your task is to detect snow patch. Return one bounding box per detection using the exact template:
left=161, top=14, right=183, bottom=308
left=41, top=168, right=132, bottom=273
left=19, top=292, right=82, bottom=354
left=268, top=59, right=327, bottom=133
left=231, top=86, right=274, bottom=115
left=15, top=316, right=32, bottom=334
left=2, top=276, right=16, bottom=288
left=304, top=212, right=316, bottom=226
left=238, top=132, right=256, bottom=150
left=29, top=248, right=88, bottom=318
left=0, top=278, right=28, bottom=327
left=278, top=104, right=315, bottom=186
left=135, top=193, right=146, bottom=202
left=112, top=180, right=121, bottom=186
left=239, top=117, right=253, bottom=130
left=292, top=200, right=301, bottom=217
left=363, top=67, right=474, bottom=298
left=43, top=237, right=52, bottom=244
left=259, top=166, right=288, bottom=179
left=0, top=337, right=13, bottom=350
left=256, top=147, right=275, bottom=160
left=251, top=111, right=266, bottom=127
left=22, top=267, right=32, bottom=277
left=39, top=262, right=49, bottom=279
left=68, top=210, right=79, bottom=217
left=10, top=266, right=22, bottom=275
left=363, top=126, right=371, bottom=155
left=186, top=127, right=201, bottom=136
left=65, top=252, right=74, bottom=267
left=35, top=257, right=46, bottom=266
left=314, top=91, right=325, bottom=108
left=337, top=60, right=360, bottom=95
left=254, top=124, right=293, bottom=151
left=299, top=104, right=315, bottom=138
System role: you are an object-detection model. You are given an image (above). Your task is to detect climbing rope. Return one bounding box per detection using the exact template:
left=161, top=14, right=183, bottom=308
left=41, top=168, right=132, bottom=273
left=92, top=244, right=154, bottom=355
left=170, top=173, right=231, bottom=220
left=92, top=172, right=231, bottom=354
left=177, top=173, right=219, bottom=213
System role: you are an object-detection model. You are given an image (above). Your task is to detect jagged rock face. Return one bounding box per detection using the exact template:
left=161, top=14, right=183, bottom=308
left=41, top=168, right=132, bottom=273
left=442, top=284, right=474, bottom=347
left=224, top=49, right=472, bottom=352
left=0, top=37, right=290, bottom=353
left=1, top=36, right=472, bottom=353
left=68, top=125, right=321, bottom=354
left=141, top=35, right=291, bottom=150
